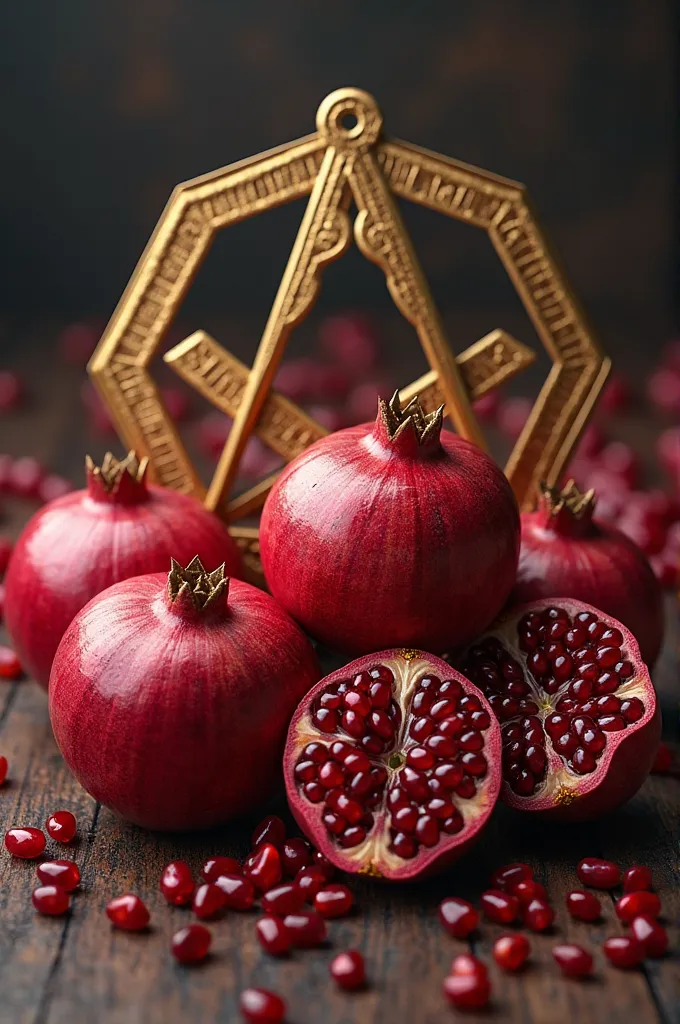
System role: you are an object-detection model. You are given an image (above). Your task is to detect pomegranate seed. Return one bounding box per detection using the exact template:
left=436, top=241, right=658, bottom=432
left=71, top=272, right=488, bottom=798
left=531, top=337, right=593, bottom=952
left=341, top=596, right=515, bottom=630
left=37, top=860, right=80, bottom=892
left=511, top=879, right=547, bottom=904
left=438, top=897, right=478, bottom=938
left=5, top=827, right=46, bottom=858
left=247, top=842, right=282, bottom=892
left=283, top=911, right=327, bottom=947
left=160, top=861, right=195, bottom=906
left=312, top=850, right=335, bottom=879
left=0, top=646, right=22, bottom=680
left=239, top=987, right=286, bottom=1023
left=491, top=862, right=533, bottom=890
left=523, top=898, right=555, bottom=932
left=330, top=949, right=366, bottom=990
left=262, top=883, right=305, bottom=916
left=630, top=915, right=669, bottom=957
left=256, top=915, right=292, bottom=956
left=443, top=973, right=491, bottom=1009
left=0, top=537, right=11, bottom=577
left=172, top=924, right=211, bottom=964
left=45, top=811, right=77, bottom=843
left=281, top=837, right=311, bottom=877
left=315, top=884, right=354, bottom=918
left=552, top=943, right=593, bottom=977
left=0, top=756, right=7, bottom=785
left=493, top=934, right=530, bottom=972
left=193, top=883, right=227, bottom=920
left=202, top=856, right=241, bottom=882
left=251, top=815, right=286, bottom=851
left=214, top=873, right=255, bottom=910
left=481, top=889, right=520, bottom=924
left=451, top=953, right=488, bottom=980
left=8, top=457, right=43, bottom=498
left=566, top=890, right=601, bottom=922
left=577, top=857, right=621, bottom=888
left=32, top=885, right=70, bottom=916
left=106, top=894, right=150, bottom=931
left=295, top=867, right=327, bottom=902
left=651, top=741, right=673, bottom=774
left=603, top=935, right=644, bottom=968
left=615, top=891, right=661, bottom=923
left=623, top=865, right=653, bottom=892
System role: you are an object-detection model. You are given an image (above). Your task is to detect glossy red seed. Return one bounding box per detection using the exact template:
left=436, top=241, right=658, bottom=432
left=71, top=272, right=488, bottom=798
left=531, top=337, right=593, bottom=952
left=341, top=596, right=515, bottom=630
left=493, top=933, right=530, bottom=972
left=0, top=756, right=7, bottom=785
left=45, top=810, right=77, bottom=843
left=193, top=883, right=227, bottom=920
left=161, top=861, right=195, bottom=906
left=247, top=843, right=282, bottom=892
left=4, top=827, right=46, bottom=859
left=491, top=862, right=533, bottom=891
left=451, top=953, right=488, bottom=980
left=251, top=815, right=286, bottom=852
left=511, top=879, right=547, bottom=905
left=603, top=935, right=644, bottom=968
left=438, top=897, right=479, bottom=938
left=262, top=883, right=305, bottom=916
left=623, top=865, right=653, bottom=893
left=32, top=885, right=70, bottom=916
left=577, top=857, right=621, bottom=888
left=256, top=915, right=292, bottom=956
left=481, top=889, right=520, bottom=924
left=566, top=890, right=601, bottom=922
left=37, top=860, right=80, bottom=892
left=315, top=884, right=354, bottom=919
left=524, top=898, right=555, bottom=932
left=615, top=891, right=661, bottom=923
left=281, top=838, right=311, bottom=877
left=552, top=943, right=593, bottom=977
left=214, top=873, right=255, bottom=910
left=283, top=911, right=327, bottom=948
left=239, top=987, right=286, bottom=1023
left=0, top=646, right=22, bottom=680
left=295, top=867, right=327, bottom=902
left=443, top=973, right=491, bottom=1009
left=172, top=924, right=211, bottom=964
left=312, top=851, right=335, bottom=879
left=202, top=856, right=242, bottom=882
left=630, top=915, right=669, bottom=957
left=106, top=894, right=150, bottom=931
left=330, top=949, right=366, bottom=990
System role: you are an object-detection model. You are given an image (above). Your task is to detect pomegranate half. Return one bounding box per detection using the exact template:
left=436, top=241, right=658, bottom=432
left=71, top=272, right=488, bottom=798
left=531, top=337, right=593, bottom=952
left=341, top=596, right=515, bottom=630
left=49, top=557, right=320, bottom=830
left=457, top=598, right=660, bottom=820
left=5, top=452, right=243, bottom=688
left=260, top=392, right=520, bottom=656
left=284, top=650, right=501, bottom=880
left=513, top=481, right=664, bottom=666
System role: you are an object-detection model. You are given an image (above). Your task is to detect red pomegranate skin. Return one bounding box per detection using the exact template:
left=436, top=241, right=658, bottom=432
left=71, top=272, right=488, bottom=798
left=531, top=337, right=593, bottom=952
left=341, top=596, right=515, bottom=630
left=4, top=454, right=244, bottom=688
left=513, top=483, right=663, bottom=666
left=49, top=565, right=320, bottom=830
left=261, top=396, right=520, bottom=655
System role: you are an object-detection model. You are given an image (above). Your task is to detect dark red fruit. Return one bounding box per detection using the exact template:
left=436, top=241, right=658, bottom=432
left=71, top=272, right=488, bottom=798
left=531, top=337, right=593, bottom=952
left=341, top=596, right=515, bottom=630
left=281, top=838, right=311, bottom=877
left=651, top=741, right=673, bottom=774
left=256, top=915, right=292, bottom=956
left=481, top=889, right=520, bottom=924
left=4, top=827, right=46, bottom=859
left=202, top=856, right=242, bottom=882
left=171, top=924, right=211, bottom=964
left=615, top=891, right=661, bottom=923
left=239, top=987, right=286, bottom=1023
left=261, top=884, right=305, bottom=916
left=106, top=894, right=150, bottom=931
left=443, top=973, right=491, bottom=1009
left=491, top=862, right=533, bottom=890
left=37, top=860, right=81, bottom=892
left=438, top=897, right=478, bottom=938
left=451, top=954, right=487, bottom=980
left=577, top=858, right=621, bottom=888
left=282, top=911, right=327, bottom=948
left=251, top=815, right=286, bottom=852
left=32, top=885, right=70, bottom=916
left=630, top=915, right=668, bottom=957
left=0, top=756, right=6, bottom=786
left=623, top=865, right=653, bottom=892
left=314, top=884, right=354, bottom=919
left=523, top=898, right=555, bottom=932
left=493, top=934, right=530, bottom=971
left=295, top=867, right=327, bottom=902
left=552, top=944, right=593, bottom=977
left=246, top=843, right=282, bottom=893
left=45, top=810, right=77, bottom=843
left=566, top=890, right=601, bottom=922
left=193, top=883, right=227, bottom=920
left=214, top=873, right=255, bottom=910
left=603, top=935, right=644, bottom=968
left=330, top=949, right=366, bottom=990
left=161, top=861, right=195, bottom=906
left=0, top=646, right=22, bottom=680
left=511, top=879, right=547, bottom=904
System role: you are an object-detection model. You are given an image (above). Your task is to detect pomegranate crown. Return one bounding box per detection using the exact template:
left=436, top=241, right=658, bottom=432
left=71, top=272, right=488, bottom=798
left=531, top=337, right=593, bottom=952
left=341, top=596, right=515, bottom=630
left=378, top=391, right=444, bottom=447
left=86, top=451, right=149, bottom=503
left=167, top=556, right=230, bottom=611
left=538, top=479, right=596, bottom=519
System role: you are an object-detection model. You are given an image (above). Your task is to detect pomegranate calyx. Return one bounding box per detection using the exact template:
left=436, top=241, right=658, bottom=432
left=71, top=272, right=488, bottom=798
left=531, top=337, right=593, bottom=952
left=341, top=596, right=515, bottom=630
left=373, top=392, right=444, bottom=457
left=167, top=557, right=230, bottom=615
left=537, top=480, right=596, bottom=537
left=85, top=451, right=149, bottom=505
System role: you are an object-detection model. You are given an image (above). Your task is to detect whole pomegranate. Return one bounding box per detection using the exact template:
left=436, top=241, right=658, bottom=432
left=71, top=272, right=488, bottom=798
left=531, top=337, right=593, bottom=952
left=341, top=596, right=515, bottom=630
left=4, top=452, right=243, bottom=688
left=261, top=392, right=520, bottom=655
left=458, top=598, right=660, bottom=820
left=49, top=557, right=320, bottom=829
left=284, top=649, right=501, bottom=880
left=512, top=481, right=663, bottom=666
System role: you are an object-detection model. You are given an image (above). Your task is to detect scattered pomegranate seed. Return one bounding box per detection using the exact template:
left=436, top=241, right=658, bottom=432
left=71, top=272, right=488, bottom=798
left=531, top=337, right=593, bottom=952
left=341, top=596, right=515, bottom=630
left=38, top=475, right=72, bottom=504
left=106, top=894, right=150, bottom=931
left=160, top=861, right=195, bottom=906
left=45, top=810, right=77, bottom=843
left=651, top=742, right=673, bottom=774
left=647, top=367, right=680, bottom=418
left=491, top=862, right=533, bottom=890
left=481, top=889, right=520, bottom=924
left=493, top=934, right=530, bottom=972
left=193, top=883, right=227, bottom=920
left=58, top=322, right=99, bottom=364
left=552, top=943, right=593, bottom=978
left=261, top=883, right=305, bottom=916
left=251, top=814, right=286, bottom=852
left=577, top=857, right=621, bottom=888
left=32, top=885, right=70, bottom=916
left=282, top=911, right=327, bottom=948
left=0, top=372, right=23, bottom=412
left=603, top=935, right=644, bottom=969
left=630, top=915, right=669, bottom=958
left=0, top=538, right=12, bottom=576
left=473, top=392, right=500, bottom=424
left=240, top=988, right=286, bottom=1023
left=5, top=827, right=46, bottom=858
left=330, top=949, right=366, bottom=990
left=0, top=755, right=7, bottom=785
left=511, top=879, right=547, bottom=904
left=615, top=891, right=661, bottom=923
left=161, top=386, right=191, bottom=422
left=451, top=954, right=488, bottom=980
left=311, top=850, right=335, bottom=879
left=443, top=973, right=491, bottom=1010
left=214, top=873, right=255, bottom=910
left=600, top=373, right=630, bottom=414
left=247, top=842, right=282, bottom=892
left=523, top=898, right=555, bottom=932
left=37, top=860, right=81, bottom=892
left=314, top=883, right=354, bottom=919
left=171, top=923, right=211, bottom=964
left=8, top=457, right=43, bottom=498
left=319, top=313, right=379, bottom=374
left=281, top=837, right=311, bottom=877
left=295, top=867, right=327, bottom=902
left=256, top=915, right=292, bottom=956
left=497, top=396, right=531, bottom=439
left=438, top=897, right=479, bottom=938
left=202, top=855, right=242, bottom=882
left=0, top=646, right=22, bottom=680
left=622, top=865, right=653, bottom=893
left=566, top=890, right=601, bottom=922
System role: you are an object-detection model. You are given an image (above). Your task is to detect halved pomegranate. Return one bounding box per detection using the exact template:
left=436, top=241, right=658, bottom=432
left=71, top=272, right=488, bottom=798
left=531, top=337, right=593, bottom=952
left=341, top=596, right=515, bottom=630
left=457, top=599, right=660, bottom=820
left=284, top=650, right=501, bottom=880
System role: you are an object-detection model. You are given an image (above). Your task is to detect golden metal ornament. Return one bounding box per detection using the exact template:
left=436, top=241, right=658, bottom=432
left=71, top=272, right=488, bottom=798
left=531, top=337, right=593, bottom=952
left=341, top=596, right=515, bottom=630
left=89, top=86, right=609, bottom=523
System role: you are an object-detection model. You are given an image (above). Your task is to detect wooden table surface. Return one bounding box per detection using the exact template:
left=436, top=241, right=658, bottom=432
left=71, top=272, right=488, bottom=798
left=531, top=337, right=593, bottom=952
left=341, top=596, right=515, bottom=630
left=0, top=336, right=679, bottom=1024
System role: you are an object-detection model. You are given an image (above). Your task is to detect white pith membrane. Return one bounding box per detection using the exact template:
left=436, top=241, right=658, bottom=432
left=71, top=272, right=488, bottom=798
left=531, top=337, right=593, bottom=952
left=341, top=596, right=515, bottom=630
left=457, top=600, right=652, bottom=808
left=289, top=654, right=498, bottom=877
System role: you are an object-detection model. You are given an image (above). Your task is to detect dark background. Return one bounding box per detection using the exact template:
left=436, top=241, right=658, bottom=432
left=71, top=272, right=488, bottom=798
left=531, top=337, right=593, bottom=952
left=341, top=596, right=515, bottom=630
left=0, top=0, right=677, bottom=354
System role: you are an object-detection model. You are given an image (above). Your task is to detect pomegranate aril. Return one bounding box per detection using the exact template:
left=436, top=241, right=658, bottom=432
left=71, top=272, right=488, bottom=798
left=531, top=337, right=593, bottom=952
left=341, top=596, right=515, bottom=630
left=571, top=748, right=598, bottom=774
left=261, top=883, right=305, bottom=916
left=443, top=973, right=491, bottom=1010
left=511, top=879, right=547, bottom=904
left=493, top=933, right=530, bottom=972
left=343, top=749, right=371, bottom=773
left=415, top=814, right=439, bottom=847
left=577, top=857, right=621, bottom=888
left=247, top=843, right=282, bottom=892
left=455, top=776, right=477, bottom=799
left=598, top=714, right=626, bottom=732
left=330, top=949, right=366, bottom=990
left=303, top=781, right=325, bottom=802
left=338, top=826, right=366, bottom=848
left=33, top=885, right=70, bottom=917
left=160, top=861, right=194, bottom=906
left=0, top=756, right=6, bottom=786
left=435, top=762, right=464, bottom=788
left=0, top=646, right=22, bottom=680
left=369, top=708, right=393, bottom=739
left=319, top=761, right=345, bottom=788
left=36, top=860, right=80, bottom=892
left=281, top=838, right=311, bottom=877
left=193, top=883, right=227, bottom=920
left=553, top=943, right=593, bottom=978
left=615, top=890, right=661, bottom=923
left=566, top=889, right=601, bottom=922
left=438, top=897, right=478, bottom=938
left=239, top=987, right=286, bottom=1023
left=623, top=865, right=653, bottom=893
left=524, top=898, right=554, bottom=932
left=630, top=915, right=668, bottom=957
left=406, top=745, right=435, bottom=770
left=491, top=862, right=533, bottom=891
left=315, top=883, right=354, bottom=918
left=106, top=894, right=150, bottom=931
left=313, top=708, right=338, bottom=732
left=481, top=889, right=520, bottom=924
left=461, top=751, right=487, bottom=777
left=213, top=873, right=255, bottom=910
left=392, top=833, right=417, bottom=858
left=393, top=806, right=418, bottom=833
left=203, top=856, right=242, bottom=882
left=172, top=924, right=212, bottom=964
left=283, top=910, right=327, bottom=948
left=603, top=935, right=644, bottom=968
left=621, top=697, right=644, bottom=722
left=45, top=810, right=77, bottom=843
left=5, top=827, right=46, bottom=859
left=256, top=915, right=292, bottom=956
